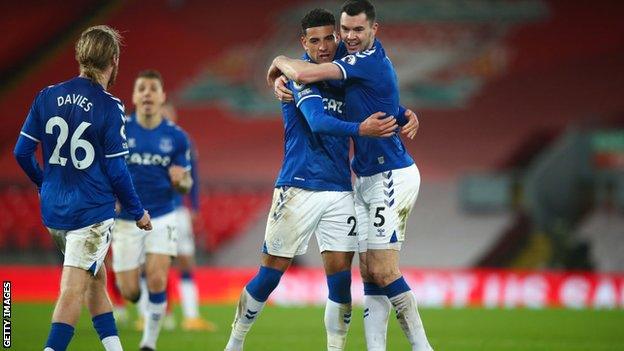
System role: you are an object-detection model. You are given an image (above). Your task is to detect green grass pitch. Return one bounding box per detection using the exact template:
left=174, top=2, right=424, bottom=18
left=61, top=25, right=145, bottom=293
left=10, top=303, right=624, bottom=350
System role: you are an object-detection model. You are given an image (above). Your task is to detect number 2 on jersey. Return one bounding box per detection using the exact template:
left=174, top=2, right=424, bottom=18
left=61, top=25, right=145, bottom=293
left=46, top=117, right=95, bottom=170
left=347, top=216, right=357, bottom=236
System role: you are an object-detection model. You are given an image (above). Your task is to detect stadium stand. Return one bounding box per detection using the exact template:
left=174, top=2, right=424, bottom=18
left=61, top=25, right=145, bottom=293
left=0, top=186, right=269, bottom=252
left=0, top=1, right=96, bottom=74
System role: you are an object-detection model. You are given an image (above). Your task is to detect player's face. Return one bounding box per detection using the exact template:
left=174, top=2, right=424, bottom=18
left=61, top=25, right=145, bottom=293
left=301, top=25, right=339, bottom=64
left=132, top=78, right=166, bottom=117
left=340, top=12, right=378, bottom=54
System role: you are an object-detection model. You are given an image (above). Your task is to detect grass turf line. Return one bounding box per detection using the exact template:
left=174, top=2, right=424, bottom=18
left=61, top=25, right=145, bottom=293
left=10, top=303, right=624, bottom=350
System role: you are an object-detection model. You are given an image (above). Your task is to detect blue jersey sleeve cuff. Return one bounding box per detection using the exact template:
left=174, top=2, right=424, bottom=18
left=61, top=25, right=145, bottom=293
left=332, top=61, right=347, bottom=80
left=105, top=150, right=129, bottom=158
left=295, top=94, right=322, bottom=108
left=20, top=131, right=40, bottom=143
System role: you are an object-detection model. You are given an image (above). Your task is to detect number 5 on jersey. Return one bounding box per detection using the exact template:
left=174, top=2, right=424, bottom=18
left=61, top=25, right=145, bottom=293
left=46, top=116, right=95, bottom=170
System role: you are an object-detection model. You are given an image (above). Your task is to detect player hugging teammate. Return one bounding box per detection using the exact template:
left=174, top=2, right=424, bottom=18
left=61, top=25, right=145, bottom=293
left=225, top=1, right=432, bottom=351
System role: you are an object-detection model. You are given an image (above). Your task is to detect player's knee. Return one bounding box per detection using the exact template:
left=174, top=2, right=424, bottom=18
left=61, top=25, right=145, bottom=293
left=118, top=284, right=140, bottom=302
left=367, top=266, right=394, bottom=287
left=177, top=256, right=193, bottom=271
left=146, top=274, right=167, bottom=292
left=359, top=261, right=371, bottom=281
left=59, top=284, right=86, bottom=301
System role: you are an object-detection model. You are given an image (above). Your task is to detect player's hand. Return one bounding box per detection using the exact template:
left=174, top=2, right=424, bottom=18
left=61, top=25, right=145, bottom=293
left=168, top=165, right=186, bottom=186
left=274, top=75, right=293, bottom=102
left=267, top=61, right=283, bottom=88
left=359, top=112, right=397, bottom=137
left=136, top=210, right=152, bottom=231
left=114, top=201, right=121, bottom=215
left=401, top=109, right=419, bottom=139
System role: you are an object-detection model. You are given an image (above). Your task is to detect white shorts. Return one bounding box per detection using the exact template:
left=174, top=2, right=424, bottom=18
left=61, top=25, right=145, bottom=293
left=48, top=218, right=114, bottom=276
left=175, top=206, right=195, bottom=256
left=111, top=211, right=178, bottom=272
left=263, top=187, right=358, bottom=258
left=355, top=164, right=420, bottom=252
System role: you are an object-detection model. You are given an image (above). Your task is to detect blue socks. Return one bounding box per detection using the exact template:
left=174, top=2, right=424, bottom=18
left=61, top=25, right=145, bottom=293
left=364, top=282, right=385, bottom=296
left=149, top=290, right=167, bottom=304
left=245, top=266, right=284, bottom=302
left=180, top=270, right=193, bottom=281
left=92, top=312, right=118, bottom=340
left=383, top=276, right=411, bottom=298
left=327, top=270, right=352, bottom=303
left=45, top=322, right=74, bottom=351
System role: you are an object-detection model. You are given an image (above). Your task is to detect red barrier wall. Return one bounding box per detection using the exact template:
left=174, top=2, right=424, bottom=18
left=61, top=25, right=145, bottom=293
left=2, top=266, right=623, bottom=309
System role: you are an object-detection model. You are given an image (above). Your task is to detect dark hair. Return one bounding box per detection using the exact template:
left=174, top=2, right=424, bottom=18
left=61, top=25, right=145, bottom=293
left=341, top=0, right=376, bottom=23
left=301, top=8, right=336, bottom=35
left=136, top=69, right=164, bottom=88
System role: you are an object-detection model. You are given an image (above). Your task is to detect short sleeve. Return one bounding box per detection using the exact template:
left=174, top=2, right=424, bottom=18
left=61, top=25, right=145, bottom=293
left=173, top=130, right=191, bottom=170
left=291, top=80, right=322, bottom=109
left=103, top=104, right=129, bottom=158
left=20, top=93, right=43, bottom=143
left=332, top=48, right=378, bottom=81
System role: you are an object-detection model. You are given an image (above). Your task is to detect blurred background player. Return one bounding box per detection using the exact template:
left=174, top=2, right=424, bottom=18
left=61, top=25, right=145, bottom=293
left=13, top=25, right=151, bottom=351
left=269, top=1, right=433, bottom=349
left=224, top=8, right=404, bottom=351
left=161, top=101, right=217, bottom=331
left=112, top=70, right=193, bottom=351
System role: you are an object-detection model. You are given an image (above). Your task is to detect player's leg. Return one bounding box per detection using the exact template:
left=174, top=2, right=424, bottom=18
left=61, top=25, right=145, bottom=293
left=354, top=179, right=391, bottom=351
left=79, top=220, right=123, bottom=351
left=45, top=221, right=114, bottom=351
left=321, top=251, right=354, bottom=351
left=139, top=211, right=179, bottom=350
left=225, top=187, right=318, bottom=351
left=360, top=252, right=392, bottom=351
left=111, top=219, right=145, bottom=303
left=161, top=271, right=176, bottom=331
left=225, top=253, right=291, bottom=351
left=140, top=253, right=172, bottom=350
left=133, top=270, right=149, bottom=331
left=367, top=165, right=432, bottom=351
left=85, top=263, right=123, bottom=351
left=367, top=249, right=431, bottom=350
left=316, top=191, right=358, bottom=351
left=138, top=272, right=175, bottom=332
left=177, top=254, right=216, bottom=330
left=104, top=252, right=127, bottom=325
left=175, top=207, right=216, bottom=331
left=45, top=266, right=89, bottom=351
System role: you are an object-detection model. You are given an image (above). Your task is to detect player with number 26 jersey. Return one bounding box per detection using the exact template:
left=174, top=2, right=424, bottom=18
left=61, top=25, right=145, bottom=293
left=17, top=76, right=145, bottom=229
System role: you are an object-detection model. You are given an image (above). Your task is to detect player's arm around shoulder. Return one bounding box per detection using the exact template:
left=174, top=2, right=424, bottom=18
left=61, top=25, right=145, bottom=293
left=268, top=56, right=342, bottom=86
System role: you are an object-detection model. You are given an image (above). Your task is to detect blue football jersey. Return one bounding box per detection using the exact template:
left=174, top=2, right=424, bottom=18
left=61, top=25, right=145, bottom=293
left=333, top=39, right=414, bottom=176
left=118, top=115, right=191, bottom=220
left=19, top=77, right=131, bottom=230
left=275, top=54, right=354, bottom=191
